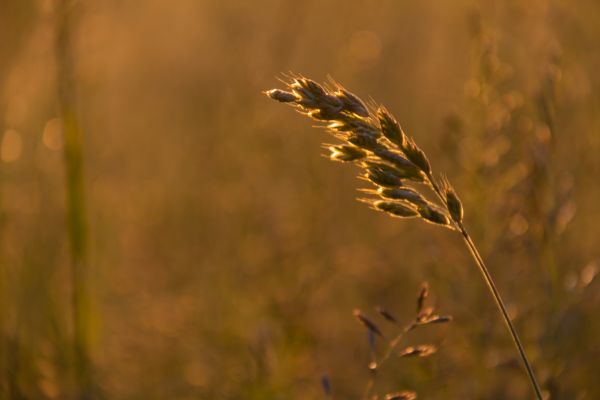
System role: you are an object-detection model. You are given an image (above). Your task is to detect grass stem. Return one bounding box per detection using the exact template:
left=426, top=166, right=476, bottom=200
left=56, top=1, right=92, bottom=397
left=427, top=173, right=543, bottom=399
left=458, top=225, right=544, bottom=400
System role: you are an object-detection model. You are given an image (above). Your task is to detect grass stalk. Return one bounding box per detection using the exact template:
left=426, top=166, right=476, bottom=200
left=426, top=174, right=544, bottom=399
left=353, top=287, right=450, bottom=399
left=265, top=75, right=544, bottom=399
left=458, top=225, right=544, bottom=399
left=55, top=1, right=92, bottom=397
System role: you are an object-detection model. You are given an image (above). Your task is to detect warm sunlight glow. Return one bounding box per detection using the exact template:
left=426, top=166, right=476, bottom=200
left=42, top=118, right=64, bottom=151
left=1, top=129, right=23, bottom=162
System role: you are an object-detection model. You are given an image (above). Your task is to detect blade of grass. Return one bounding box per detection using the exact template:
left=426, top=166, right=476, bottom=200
left=55, top=1, right=92, bottom=396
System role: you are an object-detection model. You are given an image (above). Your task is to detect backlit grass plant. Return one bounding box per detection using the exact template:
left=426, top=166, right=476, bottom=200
left=353, top=283, right=452, bottom=399
left=265, top=75, right=544, bottom=399
left=319, top=283, right=451, bottom=399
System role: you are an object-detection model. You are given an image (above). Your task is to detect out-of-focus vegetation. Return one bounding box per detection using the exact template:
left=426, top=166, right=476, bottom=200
left=1, top=0, right=599, bottom=399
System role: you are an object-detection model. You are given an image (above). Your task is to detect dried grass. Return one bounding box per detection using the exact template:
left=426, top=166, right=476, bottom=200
left=265, top=75, right=544, bottom=399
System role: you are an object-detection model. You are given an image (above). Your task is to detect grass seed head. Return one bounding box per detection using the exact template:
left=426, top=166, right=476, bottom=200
left=267, top=77, right=456, bottom=230
left=328, top=114, right=374, bottom=132
left=353, top=309, right=384, bottom=337
left=374, top=201, right=418, bottom=218
left=378, top=187, right=428, bottom=207
left=377, top=107, right=407, bottom=148
left=368, top=360, right=378, bottom=373
left=347, top=130, right=381, bottom=151
left=373, top=148, right=424, bottom=181
left=418, top=314, right=453, bottom=325
left=417, top=282, right=429, bottom=313
left=384, top=391, right=417, bottom=400
left=336, top=88, right=370, bottom=117
left=399, top=345, right=437, bottom=357
left=417, top=205, right=450, bottom=226
left=290, top=78, right=343, bottom=113
left=329, top=145, right=367, bottom=162
left=441, top=177, right=464, bottom=224
left=403, top=138, right=431, bottom=175
left=364, top=160, right=412, bottom=180
left=308, top=107, right=341, bottom=121
left=416, top=306, right=434, bottom=322
left=366, top=168, right=404, bottom=188
left=376, top=306, right=398, bottom=324
left=264, top=89, right=297, bottom=103
left=290, top=77, right=327, bottom=99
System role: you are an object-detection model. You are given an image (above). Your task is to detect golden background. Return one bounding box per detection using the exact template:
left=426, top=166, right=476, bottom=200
left=1, top=0, right=599, bottom=398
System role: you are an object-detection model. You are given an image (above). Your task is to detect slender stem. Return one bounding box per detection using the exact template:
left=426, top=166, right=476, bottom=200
left=426, top=174, right=543, bottom=399
left=458, top=225, right=543, bottom=400
left=379, top=325, right=412, bottom=367
left=56, top=1, right=92, bottom=397
left=363, top=325, right=411, bottom=400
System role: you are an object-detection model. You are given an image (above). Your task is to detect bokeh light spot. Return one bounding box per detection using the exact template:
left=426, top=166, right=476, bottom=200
left=1, top=129, right=23, bottom=163
left=349, top=30, right=382, bottom=65
left=509, top=213, right=529, bottom=236
left=43, top=118, right=64, bottom=151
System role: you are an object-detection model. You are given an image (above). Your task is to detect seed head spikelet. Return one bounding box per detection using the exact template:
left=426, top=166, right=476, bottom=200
left=417, top=282, right=429, bottom=313
left=441, top=174, right=464, bottom=224
left=384, top=391, right=417, bottom=400
left=373, top=200, right=419, bottom=219
left=399, top=345, right=437, bottom=357
left=375, top=306, right=399, bottom=325
left=328, top=144, right=367, bottom=162
left=377, top=107, right=407, bottom=148
left=353, top=309, right=385, bottom=338
left=364, top=284, right=452, bottom=398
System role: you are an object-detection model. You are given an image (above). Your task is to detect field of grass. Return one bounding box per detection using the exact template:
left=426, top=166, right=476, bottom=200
left=1, top=1, right=599, bottom=399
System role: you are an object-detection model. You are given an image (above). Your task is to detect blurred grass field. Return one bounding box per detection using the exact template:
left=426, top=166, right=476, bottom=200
left=1, top=0, right=599, bottom=399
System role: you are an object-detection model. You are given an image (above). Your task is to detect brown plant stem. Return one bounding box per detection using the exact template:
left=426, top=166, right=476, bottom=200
left=458, top=225, right=543, bottom=400
left=426, top=174, right=543, bottom=399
